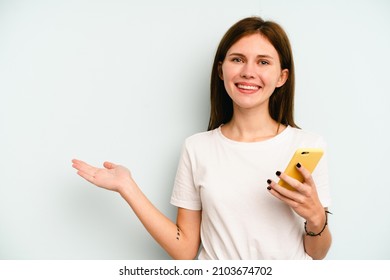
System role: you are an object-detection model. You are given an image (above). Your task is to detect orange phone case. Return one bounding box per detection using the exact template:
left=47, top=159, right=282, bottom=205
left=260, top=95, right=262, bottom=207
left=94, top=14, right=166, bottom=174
left=278, top=148, right=324, bottom=191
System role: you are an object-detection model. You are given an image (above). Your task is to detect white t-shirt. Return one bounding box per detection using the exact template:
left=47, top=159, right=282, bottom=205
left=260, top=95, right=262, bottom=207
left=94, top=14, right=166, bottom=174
left=170, top=126, right=331, bottom=260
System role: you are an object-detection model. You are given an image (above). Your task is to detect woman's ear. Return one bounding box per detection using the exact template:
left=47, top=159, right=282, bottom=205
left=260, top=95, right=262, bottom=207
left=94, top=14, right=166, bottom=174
left=276, top=69, right=289, bottom=88
left=218, top=62, right=223, bottom=80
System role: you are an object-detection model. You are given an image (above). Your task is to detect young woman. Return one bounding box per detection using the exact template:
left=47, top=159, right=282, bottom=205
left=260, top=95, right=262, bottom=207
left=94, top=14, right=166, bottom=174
left=72, top=16, right=331, bottom=260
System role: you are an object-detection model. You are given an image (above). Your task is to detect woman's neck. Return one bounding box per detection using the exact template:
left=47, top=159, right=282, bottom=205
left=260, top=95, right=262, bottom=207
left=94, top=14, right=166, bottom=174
left=221, top=107, right=286, bottom=142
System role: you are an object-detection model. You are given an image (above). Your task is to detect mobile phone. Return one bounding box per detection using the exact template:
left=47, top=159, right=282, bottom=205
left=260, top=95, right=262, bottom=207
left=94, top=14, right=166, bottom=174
left=278, top=148, right=324, bottom=191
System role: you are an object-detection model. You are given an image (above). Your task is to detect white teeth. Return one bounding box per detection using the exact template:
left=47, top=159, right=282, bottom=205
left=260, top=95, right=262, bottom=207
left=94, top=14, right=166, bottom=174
left=237, top=84, right=259, bottom=90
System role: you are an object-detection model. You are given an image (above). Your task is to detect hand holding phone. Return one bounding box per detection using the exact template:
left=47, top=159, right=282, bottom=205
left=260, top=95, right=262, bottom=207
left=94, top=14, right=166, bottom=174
left=278, top=148, right=323, bottom=191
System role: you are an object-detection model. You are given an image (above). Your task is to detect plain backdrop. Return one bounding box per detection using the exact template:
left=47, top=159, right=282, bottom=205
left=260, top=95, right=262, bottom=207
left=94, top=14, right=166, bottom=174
left=1, top=0, right=389, bottom=259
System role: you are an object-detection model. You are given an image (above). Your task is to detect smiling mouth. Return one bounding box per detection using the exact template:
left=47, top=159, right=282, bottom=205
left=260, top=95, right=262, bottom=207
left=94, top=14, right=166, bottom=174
left=236, top=83, right=260, bottom=91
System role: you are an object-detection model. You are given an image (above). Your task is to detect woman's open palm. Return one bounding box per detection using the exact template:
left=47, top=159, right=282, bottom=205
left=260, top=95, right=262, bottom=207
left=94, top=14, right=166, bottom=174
left=72, top=159, right=132, bottom=193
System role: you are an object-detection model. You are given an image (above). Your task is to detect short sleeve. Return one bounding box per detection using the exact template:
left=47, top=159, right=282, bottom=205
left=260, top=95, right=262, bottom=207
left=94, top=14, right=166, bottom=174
left=170, top=141, right=202, bottom=210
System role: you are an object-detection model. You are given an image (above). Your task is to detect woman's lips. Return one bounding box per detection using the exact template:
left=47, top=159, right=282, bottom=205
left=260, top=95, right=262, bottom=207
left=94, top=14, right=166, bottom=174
left=236, top=83, right=260, bottom=92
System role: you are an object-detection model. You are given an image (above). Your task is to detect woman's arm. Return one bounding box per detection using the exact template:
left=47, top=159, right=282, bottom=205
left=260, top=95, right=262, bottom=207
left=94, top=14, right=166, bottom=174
left=302, top=207, right=332, bottom=259
left=267, top=164, right=332, bottom=259
left=71, top=159, right=201, bottom=259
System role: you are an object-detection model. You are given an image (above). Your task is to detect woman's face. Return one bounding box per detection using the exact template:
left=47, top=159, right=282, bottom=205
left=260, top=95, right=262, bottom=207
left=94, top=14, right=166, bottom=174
left=220, top=33, right=288, bottom=113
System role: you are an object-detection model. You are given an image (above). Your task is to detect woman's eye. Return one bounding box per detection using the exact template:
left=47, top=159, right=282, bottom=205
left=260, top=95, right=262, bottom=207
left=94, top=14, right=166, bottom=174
left=259, top=60, right=269, bottom=65
left=232, top=57, right=243, bottom=63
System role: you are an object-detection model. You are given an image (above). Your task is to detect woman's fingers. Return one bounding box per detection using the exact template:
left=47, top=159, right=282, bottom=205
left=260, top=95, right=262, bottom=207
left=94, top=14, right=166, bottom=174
left=267, top=163, right=324, bottom=221
left=72, top=159, right=106, bottom=184
left=267, top=178, right=304, bottom=206
left=72, top=159, right=118, bottom=173
left=72, top=159, right=97, bottom=175
left=276, top=171, right=305, bottom=193
left=295, top=163, right=315, bottom=187
left=76, top=169, right=96, bottom=184
left=103, top=161, right=117, bottom=169
left=275, top=163, right=314, bottom=195
left=267, top=163, right=320, bottom=211
left=267, top=179, right=301, bottom=208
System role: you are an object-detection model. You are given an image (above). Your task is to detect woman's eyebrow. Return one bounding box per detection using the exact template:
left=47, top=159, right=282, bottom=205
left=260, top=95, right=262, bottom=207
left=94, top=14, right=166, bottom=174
left=227, top=52, right=245, bottom=57
left=227, top=52, right=274, bottom=59
left=257, top=54, right=274, bottom=59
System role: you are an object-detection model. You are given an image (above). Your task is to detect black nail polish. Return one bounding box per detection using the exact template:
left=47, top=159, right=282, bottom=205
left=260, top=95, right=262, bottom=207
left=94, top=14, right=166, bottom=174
left=296, top=162, right=301, bottom=168
left=276, top=171, right=281, bottom=176
left=267, top=179, right=272, bottom=184
left=267, top=186, right=271, bottom=190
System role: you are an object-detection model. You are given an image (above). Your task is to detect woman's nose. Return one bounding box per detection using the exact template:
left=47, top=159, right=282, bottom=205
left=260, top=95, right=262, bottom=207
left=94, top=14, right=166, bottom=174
left=240, top=62, right=256, bottom=79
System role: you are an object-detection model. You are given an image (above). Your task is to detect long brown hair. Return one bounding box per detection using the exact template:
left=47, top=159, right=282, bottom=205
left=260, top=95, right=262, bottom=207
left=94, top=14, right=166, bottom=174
left=208, top=17, right=298, bottom=130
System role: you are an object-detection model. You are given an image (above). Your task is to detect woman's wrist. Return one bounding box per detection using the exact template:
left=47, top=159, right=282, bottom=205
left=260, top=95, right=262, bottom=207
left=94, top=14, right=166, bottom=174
left=117, top=177, right=138, bottom=197
left=305, top=209, right=326, bottom=230
left=304, top=210, right=331, bottom=236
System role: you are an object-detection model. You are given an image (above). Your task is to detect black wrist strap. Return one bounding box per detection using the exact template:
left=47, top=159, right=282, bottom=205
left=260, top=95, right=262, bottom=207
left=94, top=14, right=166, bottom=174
left=304, top=210, right=332, bottom=236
